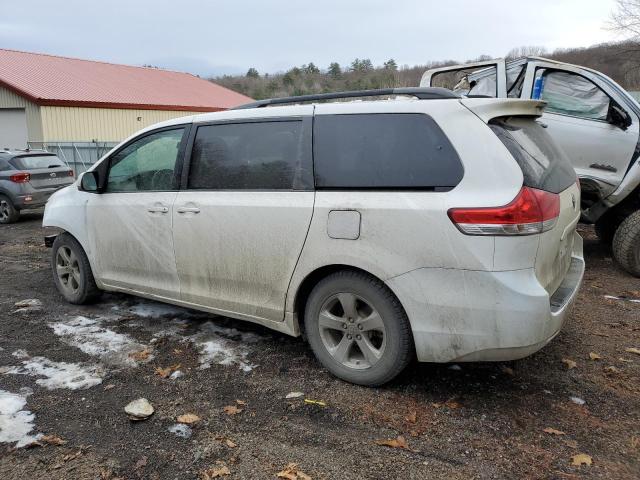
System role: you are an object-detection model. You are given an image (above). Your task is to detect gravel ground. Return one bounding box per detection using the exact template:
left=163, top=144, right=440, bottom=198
left=0, top=211, right=639, bottom=479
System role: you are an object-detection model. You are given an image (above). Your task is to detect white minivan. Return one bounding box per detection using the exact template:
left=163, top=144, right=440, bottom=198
left=44, top=88, right=584, bottom=386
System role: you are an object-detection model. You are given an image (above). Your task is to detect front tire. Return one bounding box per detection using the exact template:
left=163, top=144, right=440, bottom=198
left=51, top=233, right=101, bottom=304
left=304, top=270, right=413, bottom=386
left=612, top=211, right=640, bottom=277
left=0, top=195, right=20, bottom=224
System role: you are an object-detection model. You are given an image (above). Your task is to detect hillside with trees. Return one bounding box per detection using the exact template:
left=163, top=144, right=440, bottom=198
left=213, top=41, right=640, bottom=100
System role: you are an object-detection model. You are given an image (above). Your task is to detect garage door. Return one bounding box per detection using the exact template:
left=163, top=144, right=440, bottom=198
left=0, top=108, right=28, bottom=149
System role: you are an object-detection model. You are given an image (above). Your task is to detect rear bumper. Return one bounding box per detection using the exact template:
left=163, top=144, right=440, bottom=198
left=13, top=185, right=70, bottom=209
left=387, top=232, right=584, bottom=363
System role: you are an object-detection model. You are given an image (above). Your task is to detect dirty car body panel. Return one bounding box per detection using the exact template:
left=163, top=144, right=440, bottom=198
left=43, top=92, right=584, bottom=369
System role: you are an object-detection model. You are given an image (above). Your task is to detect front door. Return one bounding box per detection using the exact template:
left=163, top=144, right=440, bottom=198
left=172, top=113, right=314, bottom=322
left=522, top=62, right=640, bottom=197
left=86, top=126, right=188, bottom=299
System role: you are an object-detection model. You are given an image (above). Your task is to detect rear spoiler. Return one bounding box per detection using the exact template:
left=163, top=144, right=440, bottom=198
left=460, top=98, right=546, bottom=123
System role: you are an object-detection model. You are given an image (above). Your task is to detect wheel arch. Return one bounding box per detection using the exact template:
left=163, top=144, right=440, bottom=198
left=291, top=264, right=410, bottom=335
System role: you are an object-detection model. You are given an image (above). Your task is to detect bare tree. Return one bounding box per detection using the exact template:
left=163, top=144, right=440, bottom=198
left=506, top=46, right=548, bottom=60
left=610, top=0, right=640, bottom=38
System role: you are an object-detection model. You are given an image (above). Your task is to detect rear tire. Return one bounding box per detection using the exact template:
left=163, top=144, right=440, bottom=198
left=612, top=210, right=640, bottom=277
left=51, top=233, right=101, bottom=304
left=0, top=195, right=20, bottom=224
left=304, top=270, right=413, bottom=386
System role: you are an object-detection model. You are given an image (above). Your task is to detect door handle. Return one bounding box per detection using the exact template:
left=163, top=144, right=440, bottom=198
left=147, top=206, right=169, bottom=213
left=176, top=206, right=200, bottom=214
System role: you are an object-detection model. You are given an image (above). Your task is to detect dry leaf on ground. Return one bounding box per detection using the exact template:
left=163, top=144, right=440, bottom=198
left=405, top=411, right=417, bottom=424
left=543, top=427, right=566, bottom=435
left=501, top=366, right=515, bottom=376
left=588, top=352, right=601, bottom=360
left=223, top=405, right=243, bottom=415
left=235, top=399, right=246, bottom=406
left=225, top=439, right=237, bottom=448
left=625, top=347, right=640, bottom=355
left=200, top=463, right=231, bottom=479
left=571, top=453, right=592, bottom=466
left=40, top=434, right=67, bottom=445
left=155, top=364, right=181, bottom=378
left=129, top=348, right=151, bottom=361
left=276, top=463, right=312, bottom=480
left=375, top=435, right=410, bottom=450
left=177, top=413, right=200, bottom=424
left=562, top=358, right=577, bottom=369
left=303, top=399, right=326, bottom=407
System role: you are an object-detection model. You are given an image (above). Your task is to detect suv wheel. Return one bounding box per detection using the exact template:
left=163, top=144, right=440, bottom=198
left=52, top=233, right=101, bottom=304
left=612, top=210, right=640, bottom=277
left=0, top=195, right=19, bottom=224
left=304, top=270, right=413, bottom=386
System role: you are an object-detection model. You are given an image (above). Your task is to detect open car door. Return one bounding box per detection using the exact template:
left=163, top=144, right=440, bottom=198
left=519, top=59, right=639, bottom=198
left=420, top=59, right=507, bottom=98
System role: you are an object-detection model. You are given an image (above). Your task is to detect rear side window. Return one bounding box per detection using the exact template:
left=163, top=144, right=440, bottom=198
left=188, top=121, right=304, bottom=190
left=490, top=117, right=576, bottom=193
left=10, top=155, right=65, bottom=170
left=313, top=114, right=463, bottom=189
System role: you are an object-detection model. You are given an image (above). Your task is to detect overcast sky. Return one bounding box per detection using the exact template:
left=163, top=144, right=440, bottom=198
left=0, top=0, right=622, bottom=77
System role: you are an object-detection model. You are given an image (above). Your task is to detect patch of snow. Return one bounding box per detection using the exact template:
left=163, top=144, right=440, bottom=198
left=168, top=423, right=192, bottom=438
left=0, top=389, right=40, bottom=447
left=570, top=396, right=586, bottom=405
left=12, top=349, right=28, bottom=359
left=49, top=316, right=150, bottom=366
left=187, top=321, right=261, bottom=372
left=5, top=353, right=103, bottom=390
left=169, top=370, right=184, bottom=380
left=127, top=302, right=192, bottom=319
left=195, top=338, right=254, bottom=372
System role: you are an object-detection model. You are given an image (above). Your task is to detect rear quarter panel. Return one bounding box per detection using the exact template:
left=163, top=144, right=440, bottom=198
left=286, top=100, right=524, bottom=314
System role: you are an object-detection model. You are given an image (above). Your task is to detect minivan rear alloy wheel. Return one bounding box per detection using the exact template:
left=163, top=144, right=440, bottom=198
left=304, top=270, right=413, bottom=386
left=0, top=195, right=19, bottom=224
left=51, top=233, right=101, bottom=304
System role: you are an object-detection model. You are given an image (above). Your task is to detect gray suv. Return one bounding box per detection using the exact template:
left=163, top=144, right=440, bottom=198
left=0, top=150, right=74, bottom=224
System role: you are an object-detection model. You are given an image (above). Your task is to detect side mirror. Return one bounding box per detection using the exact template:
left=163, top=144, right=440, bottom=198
left=79, top=171, right=99, bottom=193
left=608, top=102, right=632, bottom=131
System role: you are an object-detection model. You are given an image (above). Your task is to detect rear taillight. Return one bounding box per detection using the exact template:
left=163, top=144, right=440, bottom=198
left=448, top=186, right=560, bottom=236
left=9, top=172, right=30, bottom=183
left=68, top=170, right=75, bottom=177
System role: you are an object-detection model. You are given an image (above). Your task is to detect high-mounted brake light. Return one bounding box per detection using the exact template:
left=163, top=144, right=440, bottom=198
left=448, top=186, right=560, bottom=236
left=9, top=172, right=30, bottom=183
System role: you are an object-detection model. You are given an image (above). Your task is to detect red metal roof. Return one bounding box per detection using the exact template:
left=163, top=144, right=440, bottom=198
left=0, top=49, right=252, bottom=112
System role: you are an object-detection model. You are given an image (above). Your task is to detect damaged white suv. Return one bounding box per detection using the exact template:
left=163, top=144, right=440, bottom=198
left=423, top=57, right=640, bottom=276
left=44, top=88, right=584, bottom=385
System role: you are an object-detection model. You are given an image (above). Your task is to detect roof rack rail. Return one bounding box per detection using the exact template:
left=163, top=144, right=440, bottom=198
left=232, top=87, right=459, bottom=110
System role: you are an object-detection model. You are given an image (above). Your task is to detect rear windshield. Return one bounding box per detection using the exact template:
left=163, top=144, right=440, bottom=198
left=489, top=117, right=576, bottom=193
left=10, top=155, right=65, bottom=170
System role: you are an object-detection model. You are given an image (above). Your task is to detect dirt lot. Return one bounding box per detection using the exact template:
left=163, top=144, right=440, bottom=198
left=0, top=211, right=639, bottom=480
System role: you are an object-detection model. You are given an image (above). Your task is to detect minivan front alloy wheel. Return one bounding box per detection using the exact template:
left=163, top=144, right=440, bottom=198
left=51, top=233, right=100, bottom=304
left=304, top=270, right=413, bottom=386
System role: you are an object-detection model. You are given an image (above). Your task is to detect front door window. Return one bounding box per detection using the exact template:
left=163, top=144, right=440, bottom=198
left=106, top=128, right=184, bottom=192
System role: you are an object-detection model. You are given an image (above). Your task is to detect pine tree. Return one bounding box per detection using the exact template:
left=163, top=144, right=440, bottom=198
left=246, top=67, right=259, bottom=78
left=328, top=62, right=342, bottom=78
left=383, top=59, right=398, bottom=71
